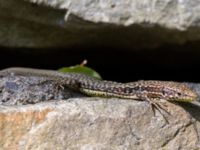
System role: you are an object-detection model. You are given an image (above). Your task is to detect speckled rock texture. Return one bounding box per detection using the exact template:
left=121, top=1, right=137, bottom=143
left=1, top=0, right=200, bottom=49
left=0, top=99, right=200, bottom=150
left=0, top=70, right=200, bottom=150
left=28, top=0, right=200, bottom=30
left=0, top=74, right=83, bottom=105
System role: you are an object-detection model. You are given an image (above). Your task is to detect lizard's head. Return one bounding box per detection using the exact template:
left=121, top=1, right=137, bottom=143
left=162, top=82, right=198, bottom=102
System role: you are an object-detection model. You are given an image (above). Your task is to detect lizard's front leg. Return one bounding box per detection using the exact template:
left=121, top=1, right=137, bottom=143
left=141, top=96, right=171, bottom=123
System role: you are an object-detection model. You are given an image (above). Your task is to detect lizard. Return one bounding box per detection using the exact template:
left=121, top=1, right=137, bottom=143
left=0, top=67, right=198, bottom=120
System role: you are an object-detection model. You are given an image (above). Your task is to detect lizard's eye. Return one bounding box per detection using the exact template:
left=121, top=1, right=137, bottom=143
left=177, top=92, right=182, bottom=96
left=162, top=91, right=165, bottom=95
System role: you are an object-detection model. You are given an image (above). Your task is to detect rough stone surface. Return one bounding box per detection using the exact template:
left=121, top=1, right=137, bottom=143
left=28, top=0, right=200, bottom=30
left=0, top=99, right=199, bottom=150
left=0, top=70, right=200, bottom=149
left=0, top=74, right=83, bottom=105
left=1, top=0, right=200, bottom=49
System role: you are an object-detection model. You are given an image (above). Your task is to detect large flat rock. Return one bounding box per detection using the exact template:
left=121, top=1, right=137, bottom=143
left=29, top=0, right=200, bottom=30
left=0, top=98, right=199, bottom=150
left=0, top=69, right=200, bottom=149
left=1, top=0, right=200, bottom=49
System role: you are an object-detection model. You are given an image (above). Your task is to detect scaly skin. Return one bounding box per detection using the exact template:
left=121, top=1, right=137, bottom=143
left=0, top=67, right=198, bottom=102
left=1, top=67, right=199, bottom=122
left=1, top=67, right=200, bottom=146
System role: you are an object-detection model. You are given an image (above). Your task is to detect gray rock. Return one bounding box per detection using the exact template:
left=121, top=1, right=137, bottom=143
left=0, top=70, right=200, bottom=149
left=28, top=0, right=200, bottom=30
left=0, top=74, right=84, bottom=105
left=1, top=0, right=200, bottom=49
left=0, top=99, right=199, bottom=150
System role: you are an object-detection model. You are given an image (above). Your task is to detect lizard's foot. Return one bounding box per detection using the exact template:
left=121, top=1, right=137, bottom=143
left=146, top=98, right=171, bottom=124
